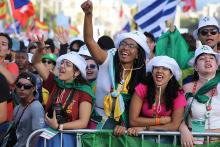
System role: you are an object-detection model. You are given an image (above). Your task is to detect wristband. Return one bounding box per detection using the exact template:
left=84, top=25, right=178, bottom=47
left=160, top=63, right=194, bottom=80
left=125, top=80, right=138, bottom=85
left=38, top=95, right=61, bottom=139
left=155, top=117, right=160, bottom=125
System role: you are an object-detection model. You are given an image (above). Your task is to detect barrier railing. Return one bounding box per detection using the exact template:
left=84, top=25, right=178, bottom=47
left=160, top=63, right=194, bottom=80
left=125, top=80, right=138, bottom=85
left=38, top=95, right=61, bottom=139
left=26, top=129, right=220, bottom=147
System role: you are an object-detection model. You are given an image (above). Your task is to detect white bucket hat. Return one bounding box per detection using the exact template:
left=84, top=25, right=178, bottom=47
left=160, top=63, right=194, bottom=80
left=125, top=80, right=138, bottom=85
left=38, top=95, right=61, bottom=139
left=193, top=16, right=219, bottom=40
left=56, top=51, right=87, bottom=79
left=188, top=45, right=220, bottom=66
left=146, top=56, right=182, bottom=81
left=78, top=45, right=91, bottom=57
left=114, top=31, right=150, bottom=57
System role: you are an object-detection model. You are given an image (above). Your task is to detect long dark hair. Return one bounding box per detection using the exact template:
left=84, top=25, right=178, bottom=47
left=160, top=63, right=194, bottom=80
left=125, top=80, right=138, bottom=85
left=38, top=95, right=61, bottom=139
left=143, top=72, right=180, bottom=111
left=114, top=44, right=146, bottom=94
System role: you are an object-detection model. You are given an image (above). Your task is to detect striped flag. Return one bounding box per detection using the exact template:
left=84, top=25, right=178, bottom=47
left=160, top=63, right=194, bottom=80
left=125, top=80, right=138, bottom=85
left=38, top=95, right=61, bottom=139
left=35, top=18, right=48, bottom=30
left=10, top=0, right=35, bottom=26
left=121, top=21, right=131, bottom=32
left=0, top=1, right=6, bottom=19
left=69, top=26, right=80, bottom=36
left=134, top=0, right=178, bottom=39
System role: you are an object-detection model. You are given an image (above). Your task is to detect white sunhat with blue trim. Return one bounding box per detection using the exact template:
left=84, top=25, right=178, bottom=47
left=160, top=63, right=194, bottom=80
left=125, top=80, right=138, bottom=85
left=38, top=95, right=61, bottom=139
left=146, top=56, right=182, bottom=81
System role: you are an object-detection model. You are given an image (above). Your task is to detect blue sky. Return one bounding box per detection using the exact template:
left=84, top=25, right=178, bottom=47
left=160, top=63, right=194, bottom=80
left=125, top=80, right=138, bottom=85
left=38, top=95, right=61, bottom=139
left=124, top=0, right=220, bottom=10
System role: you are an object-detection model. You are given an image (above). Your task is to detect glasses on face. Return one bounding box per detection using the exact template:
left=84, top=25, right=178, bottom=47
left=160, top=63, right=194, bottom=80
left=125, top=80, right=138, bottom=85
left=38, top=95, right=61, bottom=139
left=86, top=64, right=97, bottom=70
left=42, top=59, right=53, bottom=64
left=16, top=82, right=33, bottom=90
left=199, top=28, right=219, bottom=36
left=119, top=41, right=138, bottom=49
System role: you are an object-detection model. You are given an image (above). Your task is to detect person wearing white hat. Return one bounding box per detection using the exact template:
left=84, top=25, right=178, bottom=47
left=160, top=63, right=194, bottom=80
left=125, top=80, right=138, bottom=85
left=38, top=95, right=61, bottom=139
left=81, top=0, right=149, bottom=135
left=127, top=56, right=186, bottom=142
left=179, top=45, right=220, bottom=146
left=193, top=16, right=220, bottom=53
left=32, top=36, right=95, bottom=146
left=78, top=44, right=92, bottom=59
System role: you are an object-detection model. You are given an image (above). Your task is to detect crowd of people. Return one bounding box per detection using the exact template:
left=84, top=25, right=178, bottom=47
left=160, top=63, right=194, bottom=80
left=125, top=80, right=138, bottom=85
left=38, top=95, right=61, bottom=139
left=0, top=0, right=219, bottom=146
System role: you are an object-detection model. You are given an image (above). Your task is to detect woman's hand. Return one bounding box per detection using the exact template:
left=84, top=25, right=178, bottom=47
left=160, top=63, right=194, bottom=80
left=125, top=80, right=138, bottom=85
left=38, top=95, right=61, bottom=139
left=81, top=0, right=93, bottom=15
left=179, top=124, right=194, bottom=147
left=160, top=116, right=171, bottom=124
left=113, top=125, right=126, bottom=136
left=55, top=26, right=69, bottom=45
left=127, top=127, right=145, bottom=136
left=45, top=111, right=59, bottom=130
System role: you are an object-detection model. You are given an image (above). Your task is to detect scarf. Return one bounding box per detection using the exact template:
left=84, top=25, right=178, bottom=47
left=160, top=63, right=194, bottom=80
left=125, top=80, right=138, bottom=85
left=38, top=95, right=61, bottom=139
left=103, top=50, right=131, bottom=127
left=54, top=76, right=96, bottom=112
left=184, top=71, right=220, bottom=120
left=185, top=71, right=220, bottom=103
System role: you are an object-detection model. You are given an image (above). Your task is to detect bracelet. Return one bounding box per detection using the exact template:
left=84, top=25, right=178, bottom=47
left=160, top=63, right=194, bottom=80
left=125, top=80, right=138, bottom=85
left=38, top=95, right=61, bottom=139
left=145, top=124, right=149, bottom=130
left=155, top=117, right=160, bottom=125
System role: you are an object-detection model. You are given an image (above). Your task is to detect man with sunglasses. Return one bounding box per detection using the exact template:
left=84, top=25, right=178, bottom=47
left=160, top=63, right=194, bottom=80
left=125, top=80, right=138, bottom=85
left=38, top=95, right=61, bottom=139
left=193, top=16, right=220, bottom=52
left=13, top=72, right=45, bottom=147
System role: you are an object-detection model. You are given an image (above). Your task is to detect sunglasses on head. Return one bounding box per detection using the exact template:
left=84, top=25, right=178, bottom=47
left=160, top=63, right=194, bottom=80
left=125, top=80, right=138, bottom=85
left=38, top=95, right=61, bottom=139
left=199, top=28, right=219, bottom=36
left=86, top=64, right=97, bottom=69
left=16, top=82, right=33, bottom=90
left=42, top=59, right=53, bottom=64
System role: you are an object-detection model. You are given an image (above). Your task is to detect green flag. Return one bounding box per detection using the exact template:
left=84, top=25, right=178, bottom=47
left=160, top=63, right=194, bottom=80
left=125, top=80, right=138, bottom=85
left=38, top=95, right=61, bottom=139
left=155, top=28, right=194, bottom=70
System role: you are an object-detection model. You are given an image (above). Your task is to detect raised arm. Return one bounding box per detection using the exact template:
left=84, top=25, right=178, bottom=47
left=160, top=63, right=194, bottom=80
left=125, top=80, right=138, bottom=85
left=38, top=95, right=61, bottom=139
left=31, top=36, right=50, bottom=81
left=81, top=0, right=107, bottom=64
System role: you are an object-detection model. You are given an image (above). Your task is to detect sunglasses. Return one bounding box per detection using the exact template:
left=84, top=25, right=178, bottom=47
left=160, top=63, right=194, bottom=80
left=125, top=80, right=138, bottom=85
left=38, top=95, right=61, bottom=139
left=86, top=64, right=97, bottom=70
left=16, top=82, right=33, bottom=90
left=199, top=29, right=219, bottom=36
left=42, top=59, right=53, bottom=64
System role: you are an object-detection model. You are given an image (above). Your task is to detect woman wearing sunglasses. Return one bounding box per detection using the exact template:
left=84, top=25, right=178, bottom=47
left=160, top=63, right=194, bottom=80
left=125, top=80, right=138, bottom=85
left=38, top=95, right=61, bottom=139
left=81, top=0, right=149, bottom=135
left=32, top=36, right=94, bottom=147
left=12, top=72, right=45, bottom=147
left=41, top=54, right=57, bottom=73
left=179, top=45, right=220, bottom=146
left=41, top=54, right=57, bottom=108
left=86, top=57, right=99, bottom=94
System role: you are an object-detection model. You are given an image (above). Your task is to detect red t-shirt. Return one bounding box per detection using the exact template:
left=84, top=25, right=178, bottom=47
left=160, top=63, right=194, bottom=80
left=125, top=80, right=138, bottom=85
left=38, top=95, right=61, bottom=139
left=135, top=83, right=186, bottom=117
left=43, top=73, right=92, bottom=121
left=3, top=62, right=19, bottom=77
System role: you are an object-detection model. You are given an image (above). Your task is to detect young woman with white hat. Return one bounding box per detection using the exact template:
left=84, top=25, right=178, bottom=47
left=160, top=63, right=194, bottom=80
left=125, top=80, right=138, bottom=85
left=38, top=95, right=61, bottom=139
left=127, top=56, right=186, bottom=143
left=81, top=0, right=150, bottom=135
left=32, top=36, right=95, bottom=146
left=179, top=45, right=220, bottom=146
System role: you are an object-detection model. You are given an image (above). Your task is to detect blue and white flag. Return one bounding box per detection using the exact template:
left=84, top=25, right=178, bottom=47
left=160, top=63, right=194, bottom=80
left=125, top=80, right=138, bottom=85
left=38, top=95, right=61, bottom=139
left=134, top=0, right=178, bottom=39
left=122, top=21, right=131, bottom=32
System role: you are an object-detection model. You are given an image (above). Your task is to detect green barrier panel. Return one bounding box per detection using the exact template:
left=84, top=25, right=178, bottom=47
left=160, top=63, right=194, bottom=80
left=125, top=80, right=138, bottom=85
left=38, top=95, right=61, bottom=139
left=81, top=131, right=220, bottom=147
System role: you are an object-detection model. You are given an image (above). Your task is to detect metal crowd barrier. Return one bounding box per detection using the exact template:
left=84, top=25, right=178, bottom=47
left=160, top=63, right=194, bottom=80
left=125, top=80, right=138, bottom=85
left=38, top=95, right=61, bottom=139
left=26, top=129, right=220, bottom=147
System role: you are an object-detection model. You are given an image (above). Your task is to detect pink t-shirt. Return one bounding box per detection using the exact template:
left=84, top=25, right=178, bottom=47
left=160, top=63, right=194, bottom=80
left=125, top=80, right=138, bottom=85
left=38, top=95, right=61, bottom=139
left=135, top=83, right=186, bottom=117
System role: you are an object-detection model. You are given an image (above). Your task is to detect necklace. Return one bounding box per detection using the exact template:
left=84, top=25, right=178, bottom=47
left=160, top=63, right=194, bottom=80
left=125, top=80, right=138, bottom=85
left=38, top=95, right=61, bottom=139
left=56, top=89, right=66, bottom=103
left=205, top=87, right=216, bottom=117
left=152, top=86, right=162, bottom=118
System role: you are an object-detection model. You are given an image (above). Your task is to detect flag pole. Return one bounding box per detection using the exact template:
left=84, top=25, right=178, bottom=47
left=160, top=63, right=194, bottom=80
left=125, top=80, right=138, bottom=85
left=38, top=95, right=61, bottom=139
left=6, top=0, right=18, bottom=36
left=40, top=0, right=43, bottom=22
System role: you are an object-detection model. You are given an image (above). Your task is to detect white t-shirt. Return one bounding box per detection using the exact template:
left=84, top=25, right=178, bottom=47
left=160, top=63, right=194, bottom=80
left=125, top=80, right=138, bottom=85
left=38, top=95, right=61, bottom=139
left=188, top=83, right=220, bottom=129
left=95, top=49, right=117, bottom=116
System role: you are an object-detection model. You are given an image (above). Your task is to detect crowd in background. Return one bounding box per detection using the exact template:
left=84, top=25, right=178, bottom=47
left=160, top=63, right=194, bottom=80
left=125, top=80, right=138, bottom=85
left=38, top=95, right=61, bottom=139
left=0, top=0, right=220, bottom=147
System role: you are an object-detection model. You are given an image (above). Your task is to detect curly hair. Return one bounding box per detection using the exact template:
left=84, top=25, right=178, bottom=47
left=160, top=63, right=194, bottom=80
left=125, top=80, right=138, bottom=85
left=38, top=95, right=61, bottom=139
left=143, top=72, right=180, bottom=111
left=114, top=44, right=146, bottom=94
